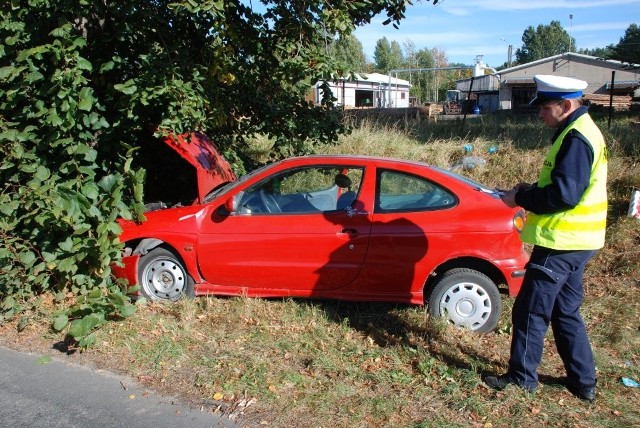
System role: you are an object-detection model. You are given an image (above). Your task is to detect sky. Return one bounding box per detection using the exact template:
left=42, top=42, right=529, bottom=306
left=353, top=0, right=640, bottom=68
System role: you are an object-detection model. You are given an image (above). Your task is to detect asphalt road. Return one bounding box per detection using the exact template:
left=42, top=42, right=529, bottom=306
left=0, top=346, right=239, bottom=428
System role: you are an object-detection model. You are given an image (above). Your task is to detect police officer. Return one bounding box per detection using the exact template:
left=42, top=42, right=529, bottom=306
left=483, top=75, right=607, bottom=402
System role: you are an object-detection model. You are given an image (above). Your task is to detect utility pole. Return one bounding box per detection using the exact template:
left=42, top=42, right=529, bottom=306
left=501, top=38, right=513, bottom=67
left=569, top=13, right=574, bottom=52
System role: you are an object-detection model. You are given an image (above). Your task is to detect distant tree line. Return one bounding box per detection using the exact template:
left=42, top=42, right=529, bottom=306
left=329, top=34, right=473, bottom=104
left=328, top=22, right=640, bottom=100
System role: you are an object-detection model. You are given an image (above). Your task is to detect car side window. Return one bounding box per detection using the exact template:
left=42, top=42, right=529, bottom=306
left=376, top=170, right=456, bottom=213
left=236, top=166, right=364, bottom=215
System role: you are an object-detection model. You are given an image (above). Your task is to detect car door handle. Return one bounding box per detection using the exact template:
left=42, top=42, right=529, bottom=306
left=338, top=228, right=358, bottom=237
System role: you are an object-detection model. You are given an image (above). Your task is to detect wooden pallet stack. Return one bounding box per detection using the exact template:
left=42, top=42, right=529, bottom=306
left=583, top=93, right=632, bottom=110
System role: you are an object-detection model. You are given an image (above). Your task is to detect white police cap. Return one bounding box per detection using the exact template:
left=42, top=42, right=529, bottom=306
left=529, top=74, right=588, bottom=106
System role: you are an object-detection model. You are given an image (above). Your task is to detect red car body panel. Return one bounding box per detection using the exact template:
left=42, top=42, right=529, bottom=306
left=117, top=152, right=527, bottom=307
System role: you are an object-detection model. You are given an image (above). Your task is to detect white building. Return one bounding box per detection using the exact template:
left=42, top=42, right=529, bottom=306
left=314, top=73, right=411, bottom=108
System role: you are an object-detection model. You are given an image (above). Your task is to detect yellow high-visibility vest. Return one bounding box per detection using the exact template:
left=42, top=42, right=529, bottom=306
left=521, top=113, right=608, bottom=250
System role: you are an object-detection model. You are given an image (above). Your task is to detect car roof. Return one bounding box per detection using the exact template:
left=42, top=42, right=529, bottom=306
left=274, top=154, right=433, bottom=169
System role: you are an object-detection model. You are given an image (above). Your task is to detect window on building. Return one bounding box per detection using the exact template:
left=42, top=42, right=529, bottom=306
left=355, top=90, right=374, bottom=107
left=511, top=87, right=536, bottom=108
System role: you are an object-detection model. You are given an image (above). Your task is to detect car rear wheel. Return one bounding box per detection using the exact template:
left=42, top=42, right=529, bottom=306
left=138, top=247, right=195, bottom=302
left=427, top=268, right=501, bottom=333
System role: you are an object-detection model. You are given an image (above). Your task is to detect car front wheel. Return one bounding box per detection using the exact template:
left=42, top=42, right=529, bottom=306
left=138, top=247, right=195, bottom=302
left=427, top=268, right=501, bottom=333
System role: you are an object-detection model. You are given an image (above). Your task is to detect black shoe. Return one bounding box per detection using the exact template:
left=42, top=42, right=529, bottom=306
left=483, top=374, right=515, bottom=390
left=567, top=383, right=596, bottom=402
left=483, top=373, right=535, bottom=392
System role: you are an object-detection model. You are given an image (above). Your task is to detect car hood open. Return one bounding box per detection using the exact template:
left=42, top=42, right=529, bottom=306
left=162, top=132, right=237, bottom=203
left=137, top=131, right=237, bottom=210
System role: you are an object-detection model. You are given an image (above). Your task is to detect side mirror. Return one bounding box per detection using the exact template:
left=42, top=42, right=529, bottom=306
left=215, top=196, right=236, bottom=217
left=224, top=197, right=235, bottom=213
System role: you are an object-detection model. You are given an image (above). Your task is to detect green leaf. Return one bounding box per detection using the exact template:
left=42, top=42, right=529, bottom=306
left=78, top=333, right=97, bottom=348
left=57, top=257, right=78, bottom=273
left=49, top=24, right=70, bottom=38
left=41, top=251, right=57, bottom=262
left=107, top=292, right=127, bottom=307
left=78, top=87, right=94, bottom=111
left=68, top=313, right=103, bottom=338
left=84, top=147, right=97, bottom=162
left=73, top=225, right=92, bottom=235
left=17, top=316, right=29, bottom=332
left=47, top=112, right=63, bottom=127
left=26, top=71, right=44, bottom=83
left=82, top=182, right=100, bottom=200
left=58, top=238, right=74, bottom=252
left=53, top=314, right=69, bottom=331
left=76, top=56, right=92, bottom=71
left=87, top=287, right=102, bottom=302
left=34, top=165, right=50, bottom=181
left=35, top=355, right=52, bottom=365
left=114, top=80, right=137, bottom=95
left=18, top=251, right=36, bottom=267
left=2, top=296, right=16, bottom=311
left=119, top=304, right=136, bottom=318
left=99, top=61, right=115, bottom=72
left=87, top=206, right=101, bottom=217
left=0, top=200, right=19, bottom=216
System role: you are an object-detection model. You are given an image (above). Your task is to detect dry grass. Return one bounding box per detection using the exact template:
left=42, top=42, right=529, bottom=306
left=1, top=112, right=639, bottom=428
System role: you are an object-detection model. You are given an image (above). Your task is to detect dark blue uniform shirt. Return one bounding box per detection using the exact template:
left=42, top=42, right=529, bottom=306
left=515, top=106, right=594, bottom=215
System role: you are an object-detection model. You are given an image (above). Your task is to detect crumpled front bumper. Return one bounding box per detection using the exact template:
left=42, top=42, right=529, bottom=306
left=111, top=254, right=140, bottom=287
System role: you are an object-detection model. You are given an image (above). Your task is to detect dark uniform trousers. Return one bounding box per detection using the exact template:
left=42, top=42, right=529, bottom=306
left=508, top=246, right=597, bottom=390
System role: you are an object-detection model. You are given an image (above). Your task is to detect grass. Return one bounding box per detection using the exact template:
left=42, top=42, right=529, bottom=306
left=1, top=111, right=640, bottom=427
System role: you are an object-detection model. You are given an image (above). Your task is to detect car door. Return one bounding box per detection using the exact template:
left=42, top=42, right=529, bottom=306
left=357, top=168, right=458, bottom=298
left=196, top=165, right=372, bottom=292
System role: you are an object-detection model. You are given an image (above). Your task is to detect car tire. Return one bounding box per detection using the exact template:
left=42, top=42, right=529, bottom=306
left=138, top=247, right=195, bottom=302
left=427, top=268, right=501, bottom=333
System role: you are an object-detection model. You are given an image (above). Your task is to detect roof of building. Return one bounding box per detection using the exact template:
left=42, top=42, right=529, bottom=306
left=322, top=72, right=410, bottom=86
left=357, top=72, right=410, bottom=85
left=497, top=52, right=639, bottom=74
left=455, top=53, right=639, bottom=93
left=500, top=76, right=535, bottom=85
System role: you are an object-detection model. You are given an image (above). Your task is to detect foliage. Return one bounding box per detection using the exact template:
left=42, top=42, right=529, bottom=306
left=0, top=0, right=440, bottom=345
left=0, top=2, right=143, bottom=344
left=578, top=45, right=616, bottom=59
left=515, top=20, right=574, bottom=64
left=611, top=23, right=640, bottom=64
left=370, top=39, right=470, bottom=104
left=374, top=37, right=404, bottom=73
left=576, top=23, right=639, bottom=64
left=396, top=41, right=438, bottom=103
left=330, top=34, right=368, bottom=74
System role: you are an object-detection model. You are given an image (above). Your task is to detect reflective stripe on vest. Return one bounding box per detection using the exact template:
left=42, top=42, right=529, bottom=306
left=521, top=113, right=608, bottom=250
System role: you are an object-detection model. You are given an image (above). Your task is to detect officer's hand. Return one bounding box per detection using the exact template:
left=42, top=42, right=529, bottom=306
left=500, top=188, right=519, bottom=208
left=513, top=182, right=532, bottom=191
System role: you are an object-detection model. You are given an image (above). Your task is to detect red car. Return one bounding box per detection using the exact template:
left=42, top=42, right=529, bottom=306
left=115, top=136, right=527, bottom=332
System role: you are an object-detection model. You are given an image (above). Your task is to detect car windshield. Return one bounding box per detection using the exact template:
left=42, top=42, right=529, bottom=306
left=203, top=163, right=272, bottom=203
